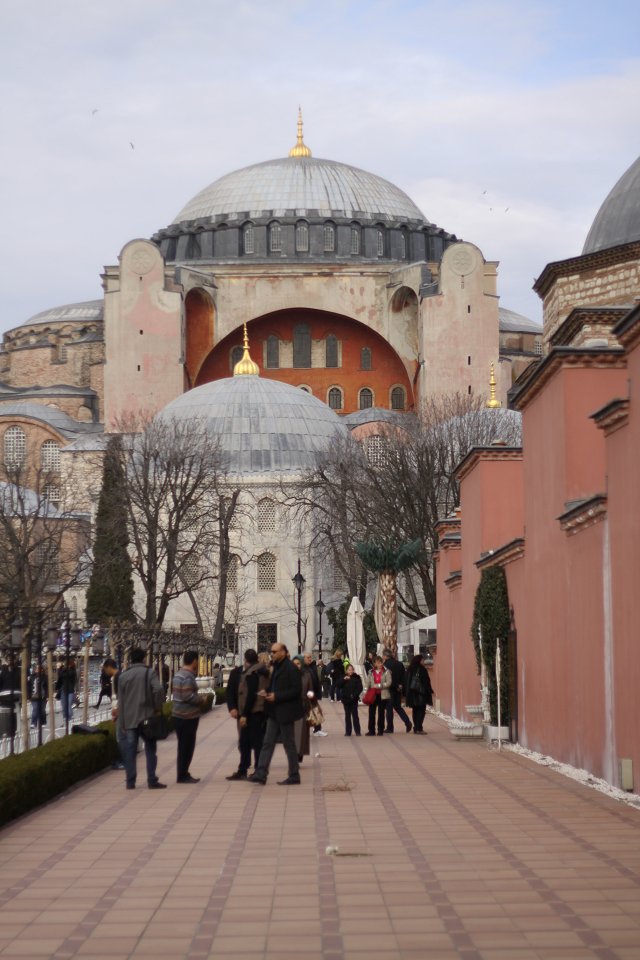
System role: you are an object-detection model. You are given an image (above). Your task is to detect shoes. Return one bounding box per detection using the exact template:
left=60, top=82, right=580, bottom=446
left=313, top=730, right=328, bottom=737
left=355, top=732, right=361, bottom=736
left=365, top=732, right=375, bottom=737
left=225, top=771, right=247, bottom=781
left=148, top=781, right=167, bottom=790
left=277, top=777, right=301, bottom=785
left=344, top=733, right=351, bottom=736
left=177, top=775, right=200, bottom=783
left=126, top=783, right=135, bottom=790
left=414, top=730, right=427, bottom=735
left=247, top=773, right=266, bottom=784
left=378, top=732, right=384, bottom=736
left=406, top=725, right=412, bottom=733
left=385, top=729, right=394, bottom=734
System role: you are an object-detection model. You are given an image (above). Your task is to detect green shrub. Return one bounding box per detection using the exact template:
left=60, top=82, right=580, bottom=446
left=213, top=687, right=226, bottom=706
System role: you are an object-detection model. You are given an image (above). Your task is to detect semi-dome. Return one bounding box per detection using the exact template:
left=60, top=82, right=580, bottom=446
left=160, top=374, right=347, bottom=475
left=583, top=155, right=640, bottom=254
left=172, top=156, right=427, bottom=225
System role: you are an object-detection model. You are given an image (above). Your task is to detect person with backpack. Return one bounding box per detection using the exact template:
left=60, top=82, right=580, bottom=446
left=404, top=653, right=434, bottom=734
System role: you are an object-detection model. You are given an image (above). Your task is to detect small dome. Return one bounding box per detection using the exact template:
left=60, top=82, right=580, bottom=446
left=25, top=300, right=104, bottom=326
left=583, top=156, right=640, bottom=254
left=160, top=376, right=347, bottom=475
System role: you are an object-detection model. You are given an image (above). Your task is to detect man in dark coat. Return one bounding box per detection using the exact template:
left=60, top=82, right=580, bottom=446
left=248, top=643, right=303, bottom=785
left=383, top=649, right=412, bottom=733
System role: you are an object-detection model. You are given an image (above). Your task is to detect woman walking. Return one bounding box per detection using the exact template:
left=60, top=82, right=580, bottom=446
left=405, top=654, right=434, bottom=734
left=292, top=655, right=313, bottom=762
left=341, top=664, right=363, bottom=736
left=363, top=655, right=391, bottom=736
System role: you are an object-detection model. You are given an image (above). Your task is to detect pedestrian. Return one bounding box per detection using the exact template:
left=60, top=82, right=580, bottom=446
left=404, top=654, right=434, bottom=734
left=292, top=654, right=313, bottom=763
left=115, top=647, right=166, bottom=790
left=329, top=651, right=345, bottom=701
left=304, top=651, right=327, bottom=737
left=213, top=662, right=224, bottom=688
left=28, top=663, right=48, bottom=727
left=95, top=659, right=116, bottom=709
left=248, top=643, right=303, bottom=786
left=225, top=649, right=268, bottom=781
left=341, top=664, right=363, bottom=736
left=56, top=659, right=77, bottom=723
left=383, top=648, right=412, bottom=733
left=364, top=651, right=374, bottom=674
left=172, top=650, right=206, bottom=784
left=363, top=655, right=391, bottom=735
left=320, top=658, right=332, bottom=698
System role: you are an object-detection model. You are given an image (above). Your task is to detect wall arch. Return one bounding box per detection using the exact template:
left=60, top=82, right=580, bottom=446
left=185, top=287, right=215, bottom=387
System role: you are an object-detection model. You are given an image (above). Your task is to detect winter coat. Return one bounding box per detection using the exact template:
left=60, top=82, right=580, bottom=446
left=363, top=668, right=392, bottom=700
left=340, top=674, right=363, bottom=704
left=383, top=656, right=406, bottom=693
left=294, top=667, right=313, bottom=757
left=405, top=664, right=434, bottom=708
left=264, top=657, right=304, bottom=724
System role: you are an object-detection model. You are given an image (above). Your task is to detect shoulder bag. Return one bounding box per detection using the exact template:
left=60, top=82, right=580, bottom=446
left=140, top=668, right=169, bottom=742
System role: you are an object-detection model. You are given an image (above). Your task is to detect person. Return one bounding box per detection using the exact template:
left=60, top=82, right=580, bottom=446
left=292, top=654, right=314, bottom=762
left=329, top=651, right=345, bottom=702
left=320, top=659, right=332, bottom=698
left=56, top=659, right=77, bottom=723
left=404, top=654, right=434, bottom=734
left=213, top=662, right=224, bottom=688
left=172, top=650, right=205, bottom=783
left=383, top=649, right=412, bottom=734
left=115, top=647, right=166, bottom=790
left=364, top=652, right=374, bottom=674
left=226, top=649, right=268, bottom=781
left=341, top=664, right=363, bottom=736
left=28, top=663, right=48, bottom=728
left=95, top=659, right=116, bottom=708
left=363, top=655, right=391, bottom=735
left=248, top=643, right=303, bottom=786
left=304, top=651, right=326, bottom=737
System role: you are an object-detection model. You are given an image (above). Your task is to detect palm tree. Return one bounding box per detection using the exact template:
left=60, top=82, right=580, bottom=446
left=355, top=539, right=423, bottom=657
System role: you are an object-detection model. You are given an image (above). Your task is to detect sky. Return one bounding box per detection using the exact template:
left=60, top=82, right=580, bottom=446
left=2, top=0, right=640, bottom=333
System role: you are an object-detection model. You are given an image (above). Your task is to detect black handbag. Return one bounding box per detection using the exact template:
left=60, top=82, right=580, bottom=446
left=140, top=668, right=169, bottom=741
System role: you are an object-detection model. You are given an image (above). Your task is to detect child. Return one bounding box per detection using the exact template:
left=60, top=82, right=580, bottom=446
left=341, top=664, right=363, bottom=736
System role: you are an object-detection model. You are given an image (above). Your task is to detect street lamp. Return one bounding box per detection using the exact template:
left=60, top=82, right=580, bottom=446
left=45, top=624, right=58, bottom=742
left=315, top=591, right=326, bottom=661
left=6, top=617, right=24, bottom=755
left=292, top=559, right=306, bottom=654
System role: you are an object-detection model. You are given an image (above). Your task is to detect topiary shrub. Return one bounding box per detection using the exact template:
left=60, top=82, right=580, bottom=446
left=471, top=566, right=511, bottom=726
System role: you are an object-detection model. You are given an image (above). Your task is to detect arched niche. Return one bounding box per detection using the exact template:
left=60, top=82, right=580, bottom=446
left=185, top=287, right=215, bottom=387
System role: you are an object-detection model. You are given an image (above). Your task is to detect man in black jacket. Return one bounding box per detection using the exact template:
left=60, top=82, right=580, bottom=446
left=248, top=643, right=303, bottom=785
left=383, top=649, right=412, bottom=733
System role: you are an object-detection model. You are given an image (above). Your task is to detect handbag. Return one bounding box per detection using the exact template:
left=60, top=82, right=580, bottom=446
left=306, top=703, right=324, bottom=727
left=140, top=668, right=169, bottom=741
left=362, top=687, right=377, bottom=706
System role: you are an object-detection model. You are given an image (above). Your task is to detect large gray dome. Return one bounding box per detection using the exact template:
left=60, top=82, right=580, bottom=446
left=160, top=375, right=346, bottom=475
left=583, top=156, right=640, bottom=254
left=172, top=156, right=427, bottom=225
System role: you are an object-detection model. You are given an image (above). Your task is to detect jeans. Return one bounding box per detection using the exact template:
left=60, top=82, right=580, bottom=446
left=385, top=690, right=411, bottom=732
left=238, top=713, right=266, bottom=774
left=118, top=727, right=159, bottom=786
left=61, top=692, right=74, bottom=721
left=174, top=716, right=199, bottom=781
left=31, top=701, right=46, bottom=727
left=368, top=696, right=385, bottom=734
left=255, top=717, right=299, bottom=780
left=343, top=701, right=361, bottom=735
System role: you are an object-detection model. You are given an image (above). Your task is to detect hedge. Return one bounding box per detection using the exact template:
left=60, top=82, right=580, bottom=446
left=0, top=692, right=216, bottom=829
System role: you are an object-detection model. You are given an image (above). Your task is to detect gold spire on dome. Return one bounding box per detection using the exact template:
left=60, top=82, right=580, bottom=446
left=486, top=363, right=501, bottom=408
left=233, top=324, right=260, bottom=377
left=288, top=106, right=312, bottom=158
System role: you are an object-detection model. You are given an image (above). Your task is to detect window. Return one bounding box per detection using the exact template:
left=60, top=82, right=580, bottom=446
left=41, top=440, right=61, bottom=472
left=270, top=222, right=282, bottom=253
left=257, top=623, right=277, bottom=652
left=257, top=552, right=276, bottom=591
left=325, top=334, right=338, bottom=368
left=323, top=223, right=335, bottom=252
left=360, top=346, right=372, bottom=371
left=293, top=323, right=311, bottom=368
left=243, top=223, right=255, bottom=254
left=230, top=345, right=243, bottom=370
left=376, top=229, right=384, bottom=257
left=298, top=385, right=312, bottom=393
left=258, top=498, right=276, bottom=531
left=350, top=227, right=360, bottom=255
left=43, top=484, right=61, bottom=507
left=391, top=386, right=406, bottom=410
left=535, top=339, right=543, bottom=356
left=227, top=555, right=239, bottom=592
left=400, top=232, right=407, bottom=259
left=359, top=388, right=373, bottom=409
left=266, top=335, right=279, bottom=369
left=180, top=555, right=201, bottom=588
left=4, top=426, right=26, bottom=468
left=365, top=435, right=388, bottom=467
left=328, top=387, right=343, bottom=410
left=34, top=542, right=59, bottom=586
left=295, top=221, right=309, bottom=252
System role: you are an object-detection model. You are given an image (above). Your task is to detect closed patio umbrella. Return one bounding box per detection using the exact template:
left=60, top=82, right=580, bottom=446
left=346, top=596, right=366, bottom=682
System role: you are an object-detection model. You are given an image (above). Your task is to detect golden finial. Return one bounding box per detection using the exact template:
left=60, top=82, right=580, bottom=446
left=233, top=323, right=260, bottom=377
left=486, top=362, right=501, bottom=408
left=288, top=106, right=312, bottom=158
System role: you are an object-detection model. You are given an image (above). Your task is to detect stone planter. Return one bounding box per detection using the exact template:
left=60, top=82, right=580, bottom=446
left=196, top=677, right=212, bottom=691
left=465, top=704, right=483, bottom=718
left=484, top=724, right=510, bottom=742
left=449, top=722, right=484, bottom=740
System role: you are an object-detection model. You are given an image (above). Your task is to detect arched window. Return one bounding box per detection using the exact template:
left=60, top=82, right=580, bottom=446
left=41, top=440, right=61, bottom=472
left=295, top=221, right=309, bottom=252
left=4, top=426, right=26, bottom=468
left=376, top=229, right=385, bottom=257
left=243, top=223, right=255, bottom=255
left=293, top=323, right=311, bottom=368
left=258, top=498, right=276, bottom=531
left=227, top=555, right=239, bottom=592
left=325, top=334, right=338, bottom=368
left=328, top=387, right=343, bottom=410
left=266, top=335, right=280, bottom=369
left=257, top=552, right=276, bottom=591
left=359, top=388, right=373, bottom=409
left=350, top=226, right=360, bottom=255
left=180, top=555, right=201, bottom=588
left=390, top=386, right=406, bottom=410
left=365, top=435, right=388, bottom=467
left=230, top=345, right=243, bottom=371
left=269, top=222, right=282, bottom=253
left=298, top=385, right=312, bottom=393
left=360, top=346, right=372, bottom=371
left=400, top=231, right=407, bottom=259
left=323, top=223, right=335, bottom=252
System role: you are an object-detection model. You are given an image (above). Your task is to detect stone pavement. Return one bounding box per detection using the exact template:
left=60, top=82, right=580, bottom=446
left=1, top=704, right=640, bottom=960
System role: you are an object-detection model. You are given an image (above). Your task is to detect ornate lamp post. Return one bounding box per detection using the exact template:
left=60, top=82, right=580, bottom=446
left=7, top=617, right=24, bottom=755
left=315, top=591, right=325, bottom=661
left=292, top=559, right=306, bottom=654
left=33, top=616, right=45, bottom=746
left=45, top=623, right=58, bottom=742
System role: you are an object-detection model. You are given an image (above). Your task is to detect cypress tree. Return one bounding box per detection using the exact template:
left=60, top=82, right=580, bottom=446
left=85, top=435, right=134, bottom=624
left=471, top=567, right=511, bottom=725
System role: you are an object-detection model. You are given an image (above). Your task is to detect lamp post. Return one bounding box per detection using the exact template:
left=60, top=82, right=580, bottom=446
left=8, top=617, right=24, bottom=755
left=315, top=591, right=326, bottom=661
left=292, top=559, right=306, bottom=654
left=45, top=623, right=58, bottom=742
left=34, top=616, right=45, bottom=747
left=82, top=627, right=91, bottom=725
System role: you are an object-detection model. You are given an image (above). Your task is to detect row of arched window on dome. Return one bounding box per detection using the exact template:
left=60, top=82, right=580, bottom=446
left=326, top=385, right=406, bottom=411
left=3, top=428, right=61, bottom=472
left=242, top=222, right=407, bottom=258
left=230, top=334, right=374, bottom=371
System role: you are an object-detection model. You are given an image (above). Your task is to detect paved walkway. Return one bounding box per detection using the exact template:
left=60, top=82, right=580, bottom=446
left=1, top=704, right=639, bottom=960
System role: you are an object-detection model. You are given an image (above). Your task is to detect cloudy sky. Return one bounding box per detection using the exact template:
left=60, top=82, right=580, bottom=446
left=2, top=0, right=639, bottom=333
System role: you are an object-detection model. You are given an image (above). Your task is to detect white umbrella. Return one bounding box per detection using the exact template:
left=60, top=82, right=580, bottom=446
left=346, top=596, right=366, bottom=682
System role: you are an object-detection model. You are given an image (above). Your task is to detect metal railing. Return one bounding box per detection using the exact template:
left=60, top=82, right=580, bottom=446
left=0, top=700, right=113, bottom=760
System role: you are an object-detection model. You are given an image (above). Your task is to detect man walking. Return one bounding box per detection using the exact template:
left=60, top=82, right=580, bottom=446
left=115, top=648, right=166, bottom=790
left=226, top=649, right=268, bottom=781
left=383, top=648, right=412, bottom=733
left=304, top=651, right=327, bottom=737
left=248, top=643, right=303, bottom=786
left=172, top=650, right=205, bottom=784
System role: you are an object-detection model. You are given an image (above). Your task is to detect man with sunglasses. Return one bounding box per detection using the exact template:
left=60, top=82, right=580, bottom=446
left=248, top=643, right=303, bottom=785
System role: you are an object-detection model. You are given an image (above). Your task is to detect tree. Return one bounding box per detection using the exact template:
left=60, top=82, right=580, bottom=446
left=471, top=567, right=511, bottom=725
left=355, top=539, right=423, bottom=657
left=85, top=435, right=134, bottom=624
left=325, top=598, right=379, bottom=654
